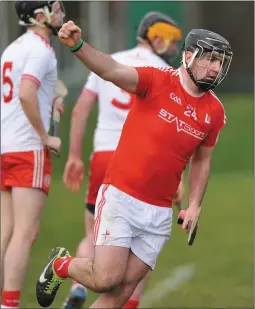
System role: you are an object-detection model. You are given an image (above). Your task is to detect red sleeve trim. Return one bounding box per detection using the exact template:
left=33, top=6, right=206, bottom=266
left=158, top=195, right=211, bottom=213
left=21, top=74, right=40, bottom=87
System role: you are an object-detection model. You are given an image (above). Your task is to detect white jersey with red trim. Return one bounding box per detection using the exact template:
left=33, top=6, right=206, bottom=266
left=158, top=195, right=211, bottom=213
left=1, top=30, right=57, bottom=154
left=84, top=46, right=169, bottom=152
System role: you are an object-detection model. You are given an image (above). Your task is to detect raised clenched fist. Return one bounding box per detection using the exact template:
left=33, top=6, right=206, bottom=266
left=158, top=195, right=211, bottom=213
left=58, top=20, right=82, bottom=48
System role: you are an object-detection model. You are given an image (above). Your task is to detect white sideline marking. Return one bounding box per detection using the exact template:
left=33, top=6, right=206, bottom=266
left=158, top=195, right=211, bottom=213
left=140, top=264, right=195, bottom=307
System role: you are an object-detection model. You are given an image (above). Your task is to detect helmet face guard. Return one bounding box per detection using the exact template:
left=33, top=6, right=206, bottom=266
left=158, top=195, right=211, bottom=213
left=137, top=12, right=183, bottom=64
left=183, top=41, right=233, bottom=91
left=158, top=39, right=182, bottom=64
left=15, top=1, right=65, bottom=35
left=43, top=1, right=65, bottom=35
left=182, top=29, right=233, bottom=91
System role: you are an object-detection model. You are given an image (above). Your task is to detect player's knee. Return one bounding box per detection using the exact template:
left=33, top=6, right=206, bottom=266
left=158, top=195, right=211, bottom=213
left=1, top=231, right=13, bottom=255
left=122, top=271, right=147, bottom=299
left=1, top=224, right=13, bottom=245
left=12, top=221, right=40, bottom=246
left=123, top=277, right=140, bottom=294
left=31, top=223, right=40, bottom=246
left=122, top=282, right=137, bottom=300
left=93, top=272, right=122, bottom=293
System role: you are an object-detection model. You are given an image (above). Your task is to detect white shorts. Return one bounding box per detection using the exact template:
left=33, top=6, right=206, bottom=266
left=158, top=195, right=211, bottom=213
left=94, top=184, right=173, bottom=269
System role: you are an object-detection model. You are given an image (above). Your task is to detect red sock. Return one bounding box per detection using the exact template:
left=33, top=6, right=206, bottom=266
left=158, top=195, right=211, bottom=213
left=123, top=299, right=140, bottom=309
left=2, top=290, right=20, bottom=308
left=72, top=280, right=79, bottom=286
left=54, top=256, right=73, bottom=278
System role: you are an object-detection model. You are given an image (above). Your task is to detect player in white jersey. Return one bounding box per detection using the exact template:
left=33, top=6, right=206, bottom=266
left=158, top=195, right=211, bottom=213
left=0, top=1, right=65, bottom=308
left=62, top=12, right=183, bottom=309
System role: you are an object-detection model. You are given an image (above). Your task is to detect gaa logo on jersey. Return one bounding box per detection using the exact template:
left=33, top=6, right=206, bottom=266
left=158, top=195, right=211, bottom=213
left=170, top=93, right=182, bottom=105
left=44, top=175, right=51, bottom=187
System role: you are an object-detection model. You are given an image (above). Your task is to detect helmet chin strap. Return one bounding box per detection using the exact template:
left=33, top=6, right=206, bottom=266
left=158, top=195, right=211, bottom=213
left=182, top=49, right=210, bottom=92
left=28, top=6, right=60, bottom=36
left=44, top=22, right=60, bottom=36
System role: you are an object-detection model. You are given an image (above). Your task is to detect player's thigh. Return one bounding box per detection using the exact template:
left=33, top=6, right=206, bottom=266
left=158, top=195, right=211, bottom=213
left=122, top=250, right=150, bottom=290
left=11, top=187, right=46, bottom=239
left=93, top=245, right=130, bottom=289
left=1, top=191, right=14, bottom=243
left=93, top=251, right=150, bottom=306
left=86, top=151, right=114, bottom=206
left=1, top=154, right=14, bottom=241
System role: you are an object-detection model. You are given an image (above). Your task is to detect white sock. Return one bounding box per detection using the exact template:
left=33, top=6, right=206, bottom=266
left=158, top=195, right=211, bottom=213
left=71, top=282, right=87, bottom=293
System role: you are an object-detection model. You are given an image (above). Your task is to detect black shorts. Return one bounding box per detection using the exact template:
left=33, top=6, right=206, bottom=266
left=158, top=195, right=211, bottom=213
left=86, top=203, right=95, bottom=215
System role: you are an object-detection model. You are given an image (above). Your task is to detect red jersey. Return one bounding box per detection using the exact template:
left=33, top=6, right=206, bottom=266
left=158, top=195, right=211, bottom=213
left=104, top=66, right=226, bottom=207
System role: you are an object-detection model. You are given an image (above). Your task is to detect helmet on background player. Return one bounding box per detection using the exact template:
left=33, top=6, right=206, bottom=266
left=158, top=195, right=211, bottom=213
left=182, top=29, right=233, bottom=91
left=15, top=1, right=65, bottom=36
left=137, top=11, right=183, bottom=64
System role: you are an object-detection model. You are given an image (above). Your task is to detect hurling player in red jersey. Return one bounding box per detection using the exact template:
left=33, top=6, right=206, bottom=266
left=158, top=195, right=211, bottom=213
left=62, top=12, right=184, bottom=309
left=36, top=22, right=233, bottom=309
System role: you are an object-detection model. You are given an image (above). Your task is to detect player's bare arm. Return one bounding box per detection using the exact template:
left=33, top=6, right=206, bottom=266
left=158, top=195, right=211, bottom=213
left=180, top=146, right=214, bottom=232
left=58, top=21, right=139, bottom=94
left=69, top=90, right=97, bottom=159
left=53, top=79, right=68, bottom=118
left=63, top=90, right=97, bottom=192
left=174, top=171, right=185, bottom=210
left=19, top=79, right=48, bottom=142
left=188, top=145, right=214, bottom=211
left=19, top=79, right=61, bottom=153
